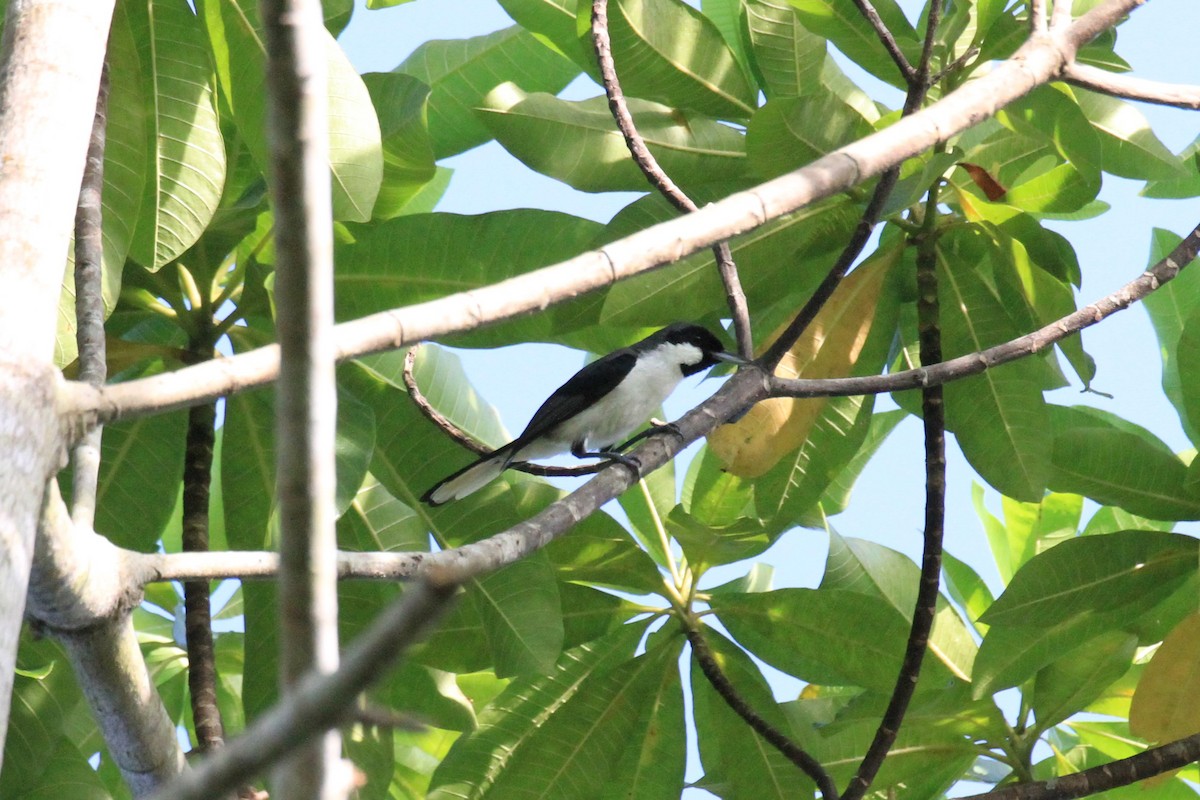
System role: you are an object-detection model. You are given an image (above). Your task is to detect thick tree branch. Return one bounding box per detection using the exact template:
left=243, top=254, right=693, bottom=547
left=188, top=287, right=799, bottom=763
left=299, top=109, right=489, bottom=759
left=70, top=59, right=109, bottom=530
left=1064, top=63, right=1200, bottom=108
left=260, top=0, right=343, bottom=795
left=0, top=0, right=117, bottom=770
left=146, top=579, right=457, bottom=800
left=26, top=482, right=185, bottom=796
left=962, top=730, right=1200, bottom=799
left=60, top=0, right=1145, bottom=429
left=590, top=0, right=752, bottom=358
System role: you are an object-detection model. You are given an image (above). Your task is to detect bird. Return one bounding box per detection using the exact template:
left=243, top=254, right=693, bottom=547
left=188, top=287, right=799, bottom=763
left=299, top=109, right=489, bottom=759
left=421, top=322, right=748, bottom=505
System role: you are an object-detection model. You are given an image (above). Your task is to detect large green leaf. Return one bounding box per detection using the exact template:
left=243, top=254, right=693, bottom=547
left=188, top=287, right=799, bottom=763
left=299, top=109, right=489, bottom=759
left=1030, top=630, right=1137, bottom=733
left=981, top=530, right=1199, bottom=628
left=1074, top=88, right=1184, bottom=181
left=495, top=0, right=595, bottom=71
left=937, top=229, right=1050, bottom=501
left=361, top=72, right=437, bottom=221
left=91, top=409, right=188, bottom=551
left=473, top=554, right=565, bottom=677
left=478, top=87, right=748, bottom=193
left=428, top=624, right=648, bottom=800
left=821, top=533, right=977, bottom=682
left=55, top=4, right=147, bottom=367
left=199, top=0, right=381, bottom=221
left=787, top=0, right=919, bottom=88
left=593, top=0, right=758, bottom=119
left=744, top=0, right=825, bottom=99
left=334, top=210, right=603, bottom=346
left=747, top=90, right=875, bottom=179
left=972, top=610, right=1114, bottom=698
left=1046, top=405, right=1200, bottom=520
left=221, top=387, right=276, bottom=549
left=711, top=587, right=911, bottom=691
left=125, top=0, right=226, bottom=270
left=1142, top=228, right=1200, bottom=445
left=396, top=26, right=580, bottom=158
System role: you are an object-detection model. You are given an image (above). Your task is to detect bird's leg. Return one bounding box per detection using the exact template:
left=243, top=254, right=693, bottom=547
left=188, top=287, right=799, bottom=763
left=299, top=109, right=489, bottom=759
left=615, top=418, right=683, bottom=452
left=571, top=441, right=641, bottom=477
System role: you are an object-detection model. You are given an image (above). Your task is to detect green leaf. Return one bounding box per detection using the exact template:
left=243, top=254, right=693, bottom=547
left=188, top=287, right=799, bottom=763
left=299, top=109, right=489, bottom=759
left=428, top=624, right=648, bottom=800
left=200, top=0, right=381, bottom=221
left=1046, top=405, right=1200, bottom=520
left=972, top=609, right=1113, bottom=698
left=1141, top=228, right=1200, bottom=443
left=712, top=587, right=911, bottom=691
left=982, top=530, right=1199, bottom=628
left=1143, top=135, right=1200, bottom=199
left=667, top=507, right=773, bottom=570
left=361, top=72, right=438, bottom=221
left=683, top=444, right=755, bottom=528
left=787, top=0, right=919, bottom=88
left=124, top=0, right=226, bottom=270
left=56, top=6, right=147, bottom=367
left=691, top=628, right=811, bottom=799
left=337, top=474, right=429, bottom=553
left=543, top=512, right=664, bottom=594
left=474, top=553, right=565, bottom=677
left=396, top=25, right=580, bottom=158
left=942, top=549, right=995, bottom=633
left=744, top=0, right=825, bottom=99
left=617, top=464, right=676, bottom=568
left=496, top=0, right=594, bottom=71
left=701, top=0, right=756, bottom=86
left=89, top=409, right=188, bottom=551
left=822, top=532, right=977, bottom=682
left=334, top=386, right=375, bottom=516
left=335, top=211, right=604, bottom=346
left=594, top=0, right=758, bottom=119
left=810, top=406, right=905, bottom=520
left=222, top=388, right=276, bottom=549
left=938, top=229, right=1050, bottom=501
left=1074, top=88, right=1185, bottom=181
left=478, top=87, right=748, bottom=193
left=1031, top=630, right=1137, bottom=733
left=747, top=90, right=875, bottom=179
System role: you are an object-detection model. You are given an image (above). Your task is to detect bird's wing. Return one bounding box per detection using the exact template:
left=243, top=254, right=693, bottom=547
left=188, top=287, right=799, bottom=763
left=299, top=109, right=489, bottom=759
left=508, top=350, right=637, bottom=452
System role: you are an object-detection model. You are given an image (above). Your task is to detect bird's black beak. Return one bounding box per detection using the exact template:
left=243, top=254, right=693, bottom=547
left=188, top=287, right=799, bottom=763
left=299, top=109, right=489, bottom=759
left=712, top=351, right=751, bottom=366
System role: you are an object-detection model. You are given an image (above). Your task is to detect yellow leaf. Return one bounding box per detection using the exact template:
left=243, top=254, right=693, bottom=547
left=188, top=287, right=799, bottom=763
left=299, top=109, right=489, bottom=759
left=1130, top=612, right=1200, bottom=744
left=708, top=245, right=899, bottom=477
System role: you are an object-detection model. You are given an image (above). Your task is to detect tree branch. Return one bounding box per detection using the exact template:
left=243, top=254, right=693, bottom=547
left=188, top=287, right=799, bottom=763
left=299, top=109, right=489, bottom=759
left=60, top=0, right=1146, bottom=429
left=145, top=578, right=457, bottom=800
left=962, top=730, right=1200, bottom=800
left=686, top=626, right=840, bottom=798
left=770, top=218, right=1200, bottom=401
left=260, top=0, right=343, bottom=795
left=1064, top=63, right=1200, bottom=109
left=840, top=177, right=948, bottom=800
left=70, top=58, right=109, bottom=530
left=850, top=0, right=916, bottom=82
left=590, top=0, right=752, bottom=358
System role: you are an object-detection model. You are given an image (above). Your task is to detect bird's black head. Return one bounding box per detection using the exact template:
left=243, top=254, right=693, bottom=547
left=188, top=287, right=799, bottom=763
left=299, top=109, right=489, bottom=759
left=641, top=322, right=745, bottom=377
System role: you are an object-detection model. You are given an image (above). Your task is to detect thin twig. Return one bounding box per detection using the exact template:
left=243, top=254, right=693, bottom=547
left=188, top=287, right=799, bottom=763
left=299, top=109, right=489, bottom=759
left=591, top=0, right=752, bottom=358
left=840, top=177, right=947, bottom=800
left=401, top=346, right=600, bottom=478
left=70, top=60, right=109, bottom=529
left=686, top=626, right=840, bottom=799
left=851, top=0, right=916, bottom=82
left=1064, top=63, right=1200, bottom=109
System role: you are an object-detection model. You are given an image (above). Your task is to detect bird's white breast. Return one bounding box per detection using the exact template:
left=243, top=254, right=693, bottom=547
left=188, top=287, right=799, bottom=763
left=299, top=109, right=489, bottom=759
left=541, top=341, right=701, bottom=453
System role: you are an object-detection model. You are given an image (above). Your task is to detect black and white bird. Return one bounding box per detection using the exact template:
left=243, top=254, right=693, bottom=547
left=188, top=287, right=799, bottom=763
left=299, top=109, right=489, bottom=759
left=421, top=322, right=748, bottom=505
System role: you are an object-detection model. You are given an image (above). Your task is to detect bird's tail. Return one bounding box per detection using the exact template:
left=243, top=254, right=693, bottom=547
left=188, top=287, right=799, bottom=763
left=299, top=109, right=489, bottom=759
left=421, top=451, right=510, bottom=506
